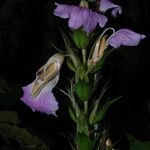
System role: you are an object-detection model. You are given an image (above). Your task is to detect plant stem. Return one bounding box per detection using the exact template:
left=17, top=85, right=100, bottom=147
left=84, top=101, right=88, bottom=114
left=82, top=48, right=86, bottom=64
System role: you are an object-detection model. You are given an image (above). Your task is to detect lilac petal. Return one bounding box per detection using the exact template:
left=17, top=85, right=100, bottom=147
left=21, top=75, right=59, bottom=116
left=83, top=10, right=108, bottom=32
left=84, top=9, right=108, bottom=32
left=54, top=3, right=107, bottom=33
left=99, top=0, right=122, bottom=17
left=82, top=10, right=98, bottom=32
left=53, top=3, right=73, bottom=19
left=69, top=6, right=85, bottom=30
left=108, top=29, right=146, bottom=48
left=98, top=13, right=108, bottom=28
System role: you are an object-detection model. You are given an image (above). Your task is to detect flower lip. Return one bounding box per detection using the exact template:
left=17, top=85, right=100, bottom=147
left=21, top=76, right=59, bottom=116
left=99, top=0, right=122, bottom=17
left=21, top=53, right=64, bottom=116
left=107, top=29, right=146, bottom=48
left=54, top=3, right=108, bottom=33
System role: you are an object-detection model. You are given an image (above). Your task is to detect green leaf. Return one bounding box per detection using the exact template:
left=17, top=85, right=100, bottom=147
left=75, top=133, right=92, bottom=150
left=127, top=134, right=150, bottom=150
left=75, top=79, right=92, bottom=102
left=69, top=106, right=77, bottom=122
left=89, top=96, right=123, bottom=125
left=59, top=28, right=80, bottom=67
left=67, top=59, right=76, bottom=72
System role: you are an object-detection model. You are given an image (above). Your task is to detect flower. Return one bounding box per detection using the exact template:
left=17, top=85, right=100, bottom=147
left=53, top=3, right=108, bottom=33
left=99, top=0, right=122, bottom=17
left=21, top=53, right=64, bottom=116
left=107, top=29, right=146, bottom=48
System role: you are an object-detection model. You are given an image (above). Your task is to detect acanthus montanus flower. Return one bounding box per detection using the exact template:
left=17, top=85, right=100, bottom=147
left=21, top=53, right=64, bottom=116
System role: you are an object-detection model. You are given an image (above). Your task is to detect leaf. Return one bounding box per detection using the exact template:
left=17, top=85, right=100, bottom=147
left=69, top=106, right=77, bottom=122
left=0, top=111, right=20, bottom=125
left=59, top=28, right=80, bottom=67
left=0, top=123, right=50, bottom=150
left=89, top=96, right=123, bottom=125
left=67, top=59, right=76, bottom=72
left=127, top=134, right=150, bottom=150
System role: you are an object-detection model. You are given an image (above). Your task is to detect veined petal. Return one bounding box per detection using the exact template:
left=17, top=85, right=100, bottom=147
left=69, top=6, right=85, bottom=29
left=108, top=29, right=146, bottom=48
left=53, top=3, right=73, bottom=18
left=21, top=53, right=64, bottom=116
left=21, top=75, right=59, bottom=116
left=83, top=10, right=98, bottom=32
left=54, top=3, right=107, bottom=32
left=99, top=0, right=122, bottom=17
left=98, top=13, right=108, bottom=28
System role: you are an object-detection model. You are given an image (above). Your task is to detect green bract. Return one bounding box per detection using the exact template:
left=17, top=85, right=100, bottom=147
left=75, top=80, right=92, bottom=102
left=72, top=29, right=89, bottom=49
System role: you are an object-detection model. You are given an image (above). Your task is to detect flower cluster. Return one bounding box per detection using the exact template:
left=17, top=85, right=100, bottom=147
left=21, top=0, right=145, bottom=118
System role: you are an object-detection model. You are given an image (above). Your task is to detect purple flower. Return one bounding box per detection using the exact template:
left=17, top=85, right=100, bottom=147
left=107, top=29, right=146, bottom=48
left=99, top=0, right=122, bottom=17
left=21, top=53, right=64, bottom=116
left=54, top=3, right=108, bottom=33
left=21, top=76, right=59, bottom=116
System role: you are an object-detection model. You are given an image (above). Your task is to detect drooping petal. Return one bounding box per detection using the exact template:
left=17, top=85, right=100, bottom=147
left=99, top=0, right=122, bottom=17
left=20, top=53, right=64, bottom=116
left=97, top=13, right=108, bottom=28
left=53, top=3, right=73, bottom=18
left=107, top=29, right=146, bottom=48
left=21, top=75, right=59, bottom=116
left=54, top=3, right=108, bottom=33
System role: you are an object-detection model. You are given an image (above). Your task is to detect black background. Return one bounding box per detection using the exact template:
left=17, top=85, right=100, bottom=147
left=0, top=0, right=150, bottom=149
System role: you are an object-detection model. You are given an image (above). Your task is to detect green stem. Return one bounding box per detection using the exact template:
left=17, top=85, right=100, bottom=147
left=82, top=48, right=86, bottom=65
left=84, top=101, right=88, bottom=114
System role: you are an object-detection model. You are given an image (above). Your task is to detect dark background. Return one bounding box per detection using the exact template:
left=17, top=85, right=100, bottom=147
left=0, top=0, right=150, bottom=149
